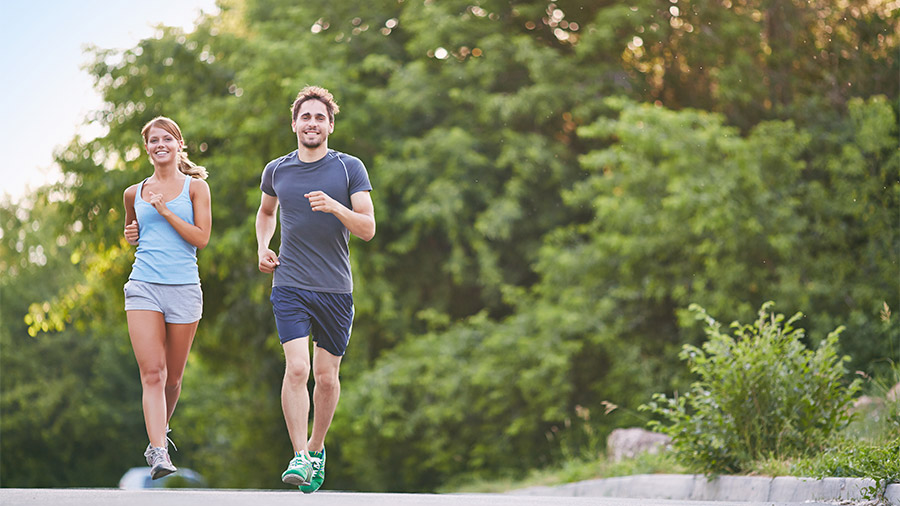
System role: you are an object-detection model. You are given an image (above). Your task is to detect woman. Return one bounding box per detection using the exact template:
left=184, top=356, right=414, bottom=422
left=122, top=116, right=211, bottom=479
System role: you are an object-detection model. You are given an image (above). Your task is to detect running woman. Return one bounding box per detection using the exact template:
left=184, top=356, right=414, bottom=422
left=123, top=116, right=211, bottom=480
left=256, top=86, right=375, bottom=492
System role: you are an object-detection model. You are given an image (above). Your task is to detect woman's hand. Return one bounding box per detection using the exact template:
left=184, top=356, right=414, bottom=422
left=124, top=220, right=139, bottom=245
left=147, top=191, right=171, bottom=216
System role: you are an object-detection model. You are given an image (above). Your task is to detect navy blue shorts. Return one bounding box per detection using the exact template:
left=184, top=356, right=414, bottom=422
left=270, top=286, right=354, bottom=357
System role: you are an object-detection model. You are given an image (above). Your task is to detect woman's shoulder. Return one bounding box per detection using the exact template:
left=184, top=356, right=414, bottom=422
left=188, top=176, right=209, bottom=187
left=123, top=182, right=139, bottom=198
left=188, top=177, right=211, bottom=197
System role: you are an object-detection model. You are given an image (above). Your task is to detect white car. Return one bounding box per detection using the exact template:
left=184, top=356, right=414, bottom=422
left=118, top=467, right=207, bottom=489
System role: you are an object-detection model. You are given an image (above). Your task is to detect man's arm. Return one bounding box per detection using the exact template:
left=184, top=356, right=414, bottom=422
left=256, top=192, right=280, bottom=273
left=304, top=190, right=376, bottom=241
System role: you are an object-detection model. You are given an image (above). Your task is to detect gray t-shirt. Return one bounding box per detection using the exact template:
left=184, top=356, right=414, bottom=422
left=261, top=149, right=372, bottom=293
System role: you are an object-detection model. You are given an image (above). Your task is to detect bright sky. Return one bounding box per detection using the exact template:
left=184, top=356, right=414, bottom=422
left=0, top=0, right=220, bottom=204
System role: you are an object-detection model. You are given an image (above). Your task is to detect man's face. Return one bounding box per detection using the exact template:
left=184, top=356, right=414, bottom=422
left=292, top=100, right=333, bottom=149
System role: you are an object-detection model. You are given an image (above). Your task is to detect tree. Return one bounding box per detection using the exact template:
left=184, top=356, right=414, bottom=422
left=2, top=0, right=896, bottom=490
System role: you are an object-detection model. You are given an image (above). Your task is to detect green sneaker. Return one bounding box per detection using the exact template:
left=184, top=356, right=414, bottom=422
left=299, top=448, right=325, bottom=493
left=281, top=453, right=313, bottom=486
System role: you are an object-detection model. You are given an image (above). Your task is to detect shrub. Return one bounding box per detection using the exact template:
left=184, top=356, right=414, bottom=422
left=640, top=302, right=861, bottom=474
left=791, top=437, right=900, bottom=500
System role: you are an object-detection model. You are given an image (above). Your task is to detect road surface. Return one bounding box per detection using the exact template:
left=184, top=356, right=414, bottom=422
left=0, top=488, right=839, bottom=505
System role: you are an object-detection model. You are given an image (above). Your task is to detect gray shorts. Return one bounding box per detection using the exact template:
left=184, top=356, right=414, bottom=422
left=124, top=279, right=203, bottom=324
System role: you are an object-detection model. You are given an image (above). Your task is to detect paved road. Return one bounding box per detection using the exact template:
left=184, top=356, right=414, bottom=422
left=0, top=488, right=837, bottom=506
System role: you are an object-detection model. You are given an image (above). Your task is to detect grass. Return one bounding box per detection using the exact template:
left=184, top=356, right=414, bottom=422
left=445, top=376, right=899, bottom=496
left=441, top=451, right=685, bottom=494
left=446, top=438, right=897, bottom=496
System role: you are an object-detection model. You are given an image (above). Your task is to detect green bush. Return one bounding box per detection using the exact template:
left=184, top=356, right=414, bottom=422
left=791, top=437, right=900, bottom=500
left=641, top=302, right=861, bottom=474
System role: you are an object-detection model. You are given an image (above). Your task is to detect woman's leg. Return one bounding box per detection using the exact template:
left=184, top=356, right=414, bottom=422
left=163, top=321, right=199, bottom=424
left=127, top=310, right=168, bottom=448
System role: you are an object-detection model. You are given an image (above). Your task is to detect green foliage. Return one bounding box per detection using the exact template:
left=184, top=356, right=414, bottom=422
left=1, top=0, right=897, bottom=492
left=641, top=302, right=861, bottom=474
left=791, top=437, right=900, bottom=501
left=443, top=450, right=685, bottom=494
left=331, top=312, right=581, bottom=491
left=1, top=194, right=145, bottom=486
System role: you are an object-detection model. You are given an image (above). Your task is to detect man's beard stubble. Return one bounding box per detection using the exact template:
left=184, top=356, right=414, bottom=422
left=300, top=131, right=327, bottom=149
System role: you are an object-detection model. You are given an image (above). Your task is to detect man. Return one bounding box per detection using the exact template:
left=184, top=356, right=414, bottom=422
left=256, top=86, right=375, bottom=493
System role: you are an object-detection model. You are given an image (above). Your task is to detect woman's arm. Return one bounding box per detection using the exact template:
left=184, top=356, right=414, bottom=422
left=146, top=178, right=212, bottom=249
left=123, top=185, right=139, bottom=246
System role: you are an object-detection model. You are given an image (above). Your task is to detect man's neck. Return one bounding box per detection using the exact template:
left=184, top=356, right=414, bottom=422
left=297, top=144, right=329, bottom=163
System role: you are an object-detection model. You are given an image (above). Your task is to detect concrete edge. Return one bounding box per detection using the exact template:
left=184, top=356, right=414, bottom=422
left=509, top=474, right=900, bottom=505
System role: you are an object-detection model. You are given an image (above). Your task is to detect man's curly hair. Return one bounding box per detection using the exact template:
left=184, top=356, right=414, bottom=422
left=291, top=86, right=340, bottom=123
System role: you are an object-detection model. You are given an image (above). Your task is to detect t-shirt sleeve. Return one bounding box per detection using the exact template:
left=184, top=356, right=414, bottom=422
left=260, top=160, right=277, bottom=197
left=346, top=156, right=372, bottom=195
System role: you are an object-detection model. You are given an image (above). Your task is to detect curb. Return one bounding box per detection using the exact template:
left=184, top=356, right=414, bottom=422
left=509, top=474, right=900, bottom=505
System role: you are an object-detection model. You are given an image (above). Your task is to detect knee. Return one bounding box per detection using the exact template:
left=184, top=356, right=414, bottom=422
left=140, top=364, right=167, bottom=387
left=314, top=368, right=340, bottom=391
left=284, top=359, right=311, bottom=385
left=165, top=375, right=183, bottom=391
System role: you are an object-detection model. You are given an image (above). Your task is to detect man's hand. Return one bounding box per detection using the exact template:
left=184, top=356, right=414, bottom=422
left=305, top=191, right=342, bottom=214
left=258, top=248, right=280, bottom=273
left=124, top=220, right=139, bottom=245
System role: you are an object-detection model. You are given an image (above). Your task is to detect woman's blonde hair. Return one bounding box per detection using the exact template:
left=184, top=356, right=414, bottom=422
left=141, top=116, right=208, bottom=180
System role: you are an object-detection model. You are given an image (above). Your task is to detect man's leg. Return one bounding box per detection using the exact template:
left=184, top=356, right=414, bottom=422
left=282, top=337, right=312, bottom=455
left=308, top=346, right=343, bottom=452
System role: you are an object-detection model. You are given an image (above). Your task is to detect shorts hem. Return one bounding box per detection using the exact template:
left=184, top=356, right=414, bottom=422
left=163, top=317, right=202, bottom=324
left=315, top=342, right=345, bottom=357
left=279, top=334, right=309, bottom=345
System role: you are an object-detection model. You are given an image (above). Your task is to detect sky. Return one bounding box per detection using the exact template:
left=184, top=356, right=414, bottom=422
left=0, top=0, right=220, bottom=204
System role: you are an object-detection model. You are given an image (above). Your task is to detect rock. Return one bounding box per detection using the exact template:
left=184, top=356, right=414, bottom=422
left=852, top=395, right=880, bottom=410
left=606, top=427, right=671, bottom=462
left=887, top=382, right=900, bottom=402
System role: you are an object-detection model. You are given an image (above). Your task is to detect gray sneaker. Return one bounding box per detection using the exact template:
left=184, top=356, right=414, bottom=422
left=144, top=446, right=177, bottom=480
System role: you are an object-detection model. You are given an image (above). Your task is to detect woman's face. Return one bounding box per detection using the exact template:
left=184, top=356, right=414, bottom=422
left=144, top=126, right=183, bottom=165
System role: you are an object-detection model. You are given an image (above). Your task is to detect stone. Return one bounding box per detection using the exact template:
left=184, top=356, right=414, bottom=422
left=606, top=427, right=671, bottom=462
left=887, top=381, right=900, bottom=402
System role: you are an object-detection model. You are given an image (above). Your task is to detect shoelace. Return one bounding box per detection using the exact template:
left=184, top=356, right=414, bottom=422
left=165, top=428, right=177, bottom=452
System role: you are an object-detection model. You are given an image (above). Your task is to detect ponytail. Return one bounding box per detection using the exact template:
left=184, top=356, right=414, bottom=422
left=178, top=151, right=208, bottom=180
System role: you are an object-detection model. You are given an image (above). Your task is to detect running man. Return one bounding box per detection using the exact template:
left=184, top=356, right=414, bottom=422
left=255, top=86, right=375, bottom=493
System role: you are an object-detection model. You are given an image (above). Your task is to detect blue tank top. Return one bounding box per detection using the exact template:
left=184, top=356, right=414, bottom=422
left=129, top=176, right=200, bottom=284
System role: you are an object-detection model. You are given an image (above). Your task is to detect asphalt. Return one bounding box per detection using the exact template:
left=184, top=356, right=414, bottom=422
left=0, top=489, right=877, bottom=506
left=3, top=474, right=897, bottom=505
left=510, top=474, right=900, bottom=505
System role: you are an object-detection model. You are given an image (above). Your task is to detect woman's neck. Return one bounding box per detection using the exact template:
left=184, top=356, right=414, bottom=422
left=151, top=163, right=182, bottom=182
